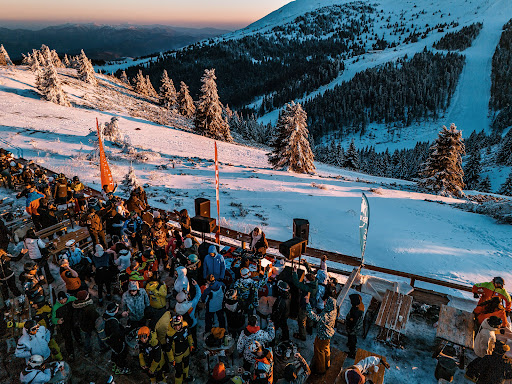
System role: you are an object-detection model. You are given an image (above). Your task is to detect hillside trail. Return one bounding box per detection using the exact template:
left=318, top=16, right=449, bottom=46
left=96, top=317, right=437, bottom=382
left=442, top=0, right=512, bottom=135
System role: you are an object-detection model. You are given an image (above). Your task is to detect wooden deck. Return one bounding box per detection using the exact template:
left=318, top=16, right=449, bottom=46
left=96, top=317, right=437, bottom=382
left=307, top=347, right=347, bottom=384
left=354, top=348, right=386, bottom=384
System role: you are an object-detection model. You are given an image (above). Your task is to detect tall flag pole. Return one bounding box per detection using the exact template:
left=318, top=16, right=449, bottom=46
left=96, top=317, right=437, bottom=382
left=359, top=192, right=370, bottom=264
left=215, top=141, right=221, bottom=244
left=96, top=118, right=115, bottom=191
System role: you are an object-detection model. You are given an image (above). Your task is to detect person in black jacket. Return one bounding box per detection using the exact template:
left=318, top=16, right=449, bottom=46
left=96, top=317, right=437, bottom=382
left=104, top=302, right=131, bottom=375
left=345, top=294, right=365, bottom=359
left=223, top=288, right=246, bottom=340
left=249, top=227, right=269, bottom=255
left=72, top=290, right=100, bottom=356
left=0, top=249, right=22, bottom=306
left=53, top=292, right=80, bottom=361
left=469, top=340, right=512, bottom=384
left=272, top=280, right=291, bottom=341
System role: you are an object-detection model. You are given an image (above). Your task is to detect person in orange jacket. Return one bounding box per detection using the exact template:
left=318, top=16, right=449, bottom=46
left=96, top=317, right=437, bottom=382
left=474, top=297, right=510, bottom=329
left=473, top=277, right=512, bottom=313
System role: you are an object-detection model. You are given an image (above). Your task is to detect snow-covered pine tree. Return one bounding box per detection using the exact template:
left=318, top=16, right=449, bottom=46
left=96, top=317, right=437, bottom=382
left=120, top=70, right=130, bottom=85
left=51, top=50, right=64, bottom=68
left=103, top=117, right=123, bottom=145
left=419, top=124, right=465, bottom=197
left=177, top=81, right=195, bottom=118
left=496, top=129, right=512, bottom=166
left=195, top=69, right=233, bottom=142
left=21, top=53, right=31, bottom=65
left=145, top=76, right=158, bottom=98
left=40, top=45, right=52, bottom=66
left=133, top=70, right=148, bottom=95
left=77, top=50, right=97, bottom=85
left=267, top=101, right=315, bottom=173
left=344, top=139, right=359, bottom=170
left=0, top=45, right=14, bottom=66
left=479, top=175, right=492, bottom=193
left=498, top=170, right=512, bottom=196
left=38, top=63, right=70, bottom=107
left=121, top=165, right=139, bottom=195
left=463, top=150, right=482, bottom=190
left=159, top=70, right=177, bottom=108
left=29, top=52, right=41, bottom=72
left=63, top=54, right=71, bottom=68
left=87, top=124, right=104, bottom=162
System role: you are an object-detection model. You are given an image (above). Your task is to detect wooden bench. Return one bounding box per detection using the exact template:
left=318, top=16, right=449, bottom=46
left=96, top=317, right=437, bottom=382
left=354, top=348, right=387, bottom=384
left=375, top=289, right=413, bottom=346
left=5, top=216, right=31, bottom=231
left=49, top=227, right=90, bottom=260
left=308, top=347, right=347, bottom=384
left=36, top=219, right=71, bottom=240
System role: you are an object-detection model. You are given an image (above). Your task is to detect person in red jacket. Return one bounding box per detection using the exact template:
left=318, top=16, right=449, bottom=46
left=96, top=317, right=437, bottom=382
left=474, top=297, right=510, bottom=329
left=473, top=277, right=512, bottom=313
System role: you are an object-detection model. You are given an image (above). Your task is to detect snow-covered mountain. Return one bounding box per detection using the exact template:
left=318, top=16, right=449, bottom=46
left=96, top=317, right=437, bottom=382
left=0, top=65, right=511, bottom=300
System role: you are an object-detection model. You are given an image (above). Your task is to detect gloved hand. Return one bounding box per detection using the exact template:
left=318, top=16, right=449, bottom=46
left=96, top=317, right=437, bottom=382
left=473, top=293, right=479, bottom=299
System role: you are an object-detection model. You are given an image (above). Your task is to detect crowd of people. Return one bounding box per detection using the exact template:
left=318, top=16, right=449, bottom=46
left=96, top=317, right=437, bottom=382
left=2, top=150, right=512, bottom=384
left=1, top=152, right=391, bottom=384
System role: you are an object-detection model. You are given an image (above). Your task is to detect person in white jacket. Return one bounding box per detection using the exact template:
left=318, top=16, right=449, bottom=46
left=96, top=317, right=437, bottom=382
left=115, top=249, right=131, bottom=272
left=237, top=315, right=275, bottom=371
left=19, top=355, right=52, bottom=384
left=15, top=320, right=51, bottom=363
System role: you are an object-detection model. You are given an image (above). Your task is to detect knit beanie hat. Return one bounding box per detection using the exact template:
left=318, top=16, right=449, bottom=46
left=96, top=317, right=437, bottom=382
left=105, top=302, right=118, bottom=316
left=212, top=362, right=226, bottom=380
left=128, top=281, right=139, bottom=291
left=241, top=268, right=250, bottom=278
left=184, top=238, right=193, bottom=248
left=346, top=369, right=365, bottom=384
left=57, top=291, right=68, bottom=301
left=76, top=290, right=89, bottom=301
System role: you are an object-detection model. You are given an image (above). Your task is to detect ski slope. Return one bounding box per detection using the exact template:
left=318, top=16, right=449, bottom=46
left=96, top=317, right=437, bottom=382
left=250, top=0, right=512, bottom=150
left=1, top=66, right=512, bottom=299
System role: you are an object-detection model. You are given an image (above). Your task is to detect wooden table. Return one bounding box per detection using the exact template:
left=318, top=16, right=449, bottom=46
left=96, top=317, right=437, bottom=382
left=375, top=289, right=413, bottom=345
left=354, top=349, right=386, bottom=384
left=435, top=305, right=475, bottom=368
left=49, top=227, right=90, bottom=259
left=36, top=219, right=71, bottom=239
left=436, top=305, right=474, bottom=349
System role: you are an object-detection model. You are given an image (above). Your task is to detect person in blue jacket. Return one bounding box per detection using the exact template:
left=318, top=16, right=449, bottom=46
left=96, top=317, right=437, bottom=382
left=201, top=274, right=226, bottom=333
left=203, top=245, right=226, bottom=281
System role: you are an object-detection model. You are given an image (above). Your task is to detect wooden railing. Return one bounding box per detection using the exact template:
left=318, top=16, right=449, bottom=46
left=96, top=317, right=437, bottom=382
left=13, top=153, right=474, bottom=305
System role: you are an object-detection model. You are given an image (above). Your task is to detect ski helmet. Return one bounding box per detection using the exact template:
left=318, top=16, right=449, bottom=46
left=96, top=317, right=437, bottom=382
left=249, top=340, right=262, bottom=354
left=494, top=277, right=505, bottom=287
left=28, top=354, right=44, bottom=368
left=172, top=315, right=183, bottom=327
left=277, top=280, right=290, bottom=292
left=225, top=288, right=237, bottom=301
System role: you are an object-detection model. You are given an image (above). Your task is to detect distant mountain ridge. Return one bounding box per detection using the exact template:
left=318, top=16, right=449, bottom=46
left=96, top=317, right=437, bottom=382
left=0, top=23, right=231, bottom=60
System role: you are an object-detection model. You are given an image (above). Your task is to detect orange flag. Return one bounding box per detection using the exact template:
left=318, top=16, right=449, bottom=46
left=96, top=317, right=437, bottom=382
left=96, top=118, right=115, bottom=191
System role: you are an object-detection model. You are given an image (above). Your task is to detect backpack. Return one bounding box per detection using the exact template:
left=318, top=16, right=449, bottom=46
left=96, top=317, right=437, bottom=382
left=96, top=316, right=118, bottom=342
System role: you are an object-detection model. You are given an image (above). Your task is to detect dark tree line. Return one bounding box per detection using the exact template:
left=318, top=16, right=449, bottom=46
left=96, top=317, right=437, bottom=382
left=314, top=140, right=430, bottom=181
left=490, top=19, right=512, bottom=131
left=433, top=22, right=483, bottom=51
left=303, top=50, right=465, bottom=139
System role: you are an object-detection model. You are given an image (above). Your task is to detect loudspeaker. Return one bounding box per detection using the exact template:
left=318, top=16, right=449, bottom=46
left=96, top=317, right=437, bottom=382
left=293, top=218, right=309, bottom=244
left=191, top=216, right=216, bottom=233
left=195, top=198, right=211, bottom=218
left=279, top=237, right=307, bottom=260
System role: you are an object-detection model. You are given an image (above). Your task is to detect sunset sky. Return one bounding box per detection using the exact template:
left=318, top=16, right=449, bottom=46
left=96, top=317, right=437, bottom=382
left=1, top=0, right=293, bottom=29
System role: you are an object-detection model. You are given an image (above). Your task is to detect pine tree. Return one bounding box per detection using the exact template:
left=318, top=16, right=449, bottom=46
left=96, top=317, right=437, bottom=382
left=145, top=75, right=158, bottom=98
left=103, top=117, right=123, bottom=144
left=479, top=175, right=492, bottom=193
left=38, top=63, right=70, bottom=107
left=120, top=70, right=130, bottom=85
left=77, top=50, right=97, bottom=85
left=496, top=129, right=512, bottom=166
left=51, top=50, right=64, bottom=68
left=87, top=125, right=104, bottom=162
left=159, top=70, right=177, bottom=108
left=40, top=45, right=52, bottom=66
left=419, top=124, right=465, bottom=197
left=195, top=69, right=233, bottom=141
left=177, top=81, right=195, bottom=118
left=0, top=44, right=14, bottom=66
left=133, top=70, right=148, bottom=95
left=463, top=150, right=482, bottom=190
left=63, top=54, right=71, bottom=68
left=498, top=171, right=512, bottom=196
left=121, top=165, right=139, bottom=195
left=267, top=101, right=315, bottom=173
left=344, top=139, right=359, bottom=170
